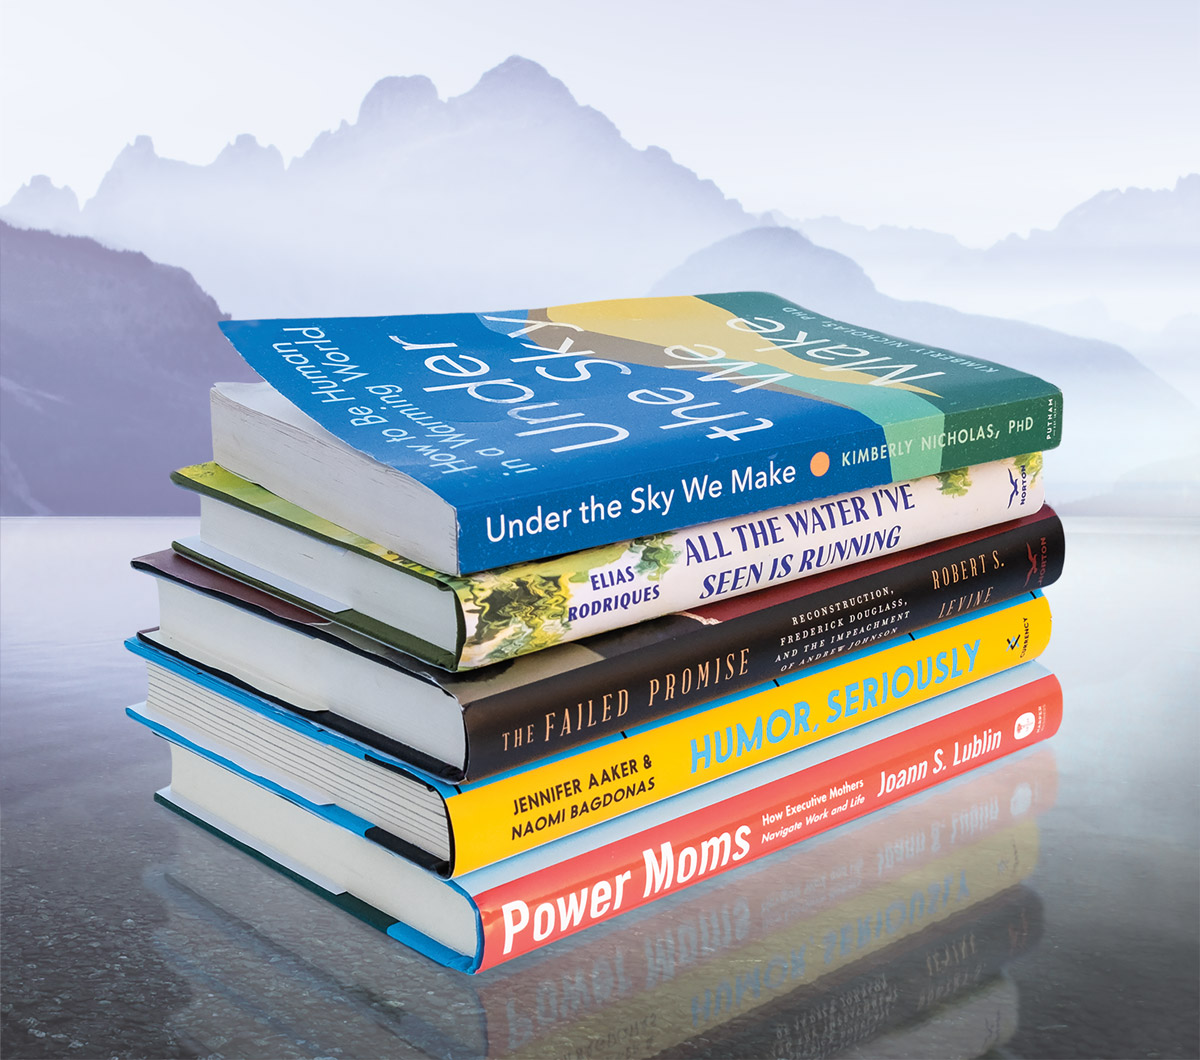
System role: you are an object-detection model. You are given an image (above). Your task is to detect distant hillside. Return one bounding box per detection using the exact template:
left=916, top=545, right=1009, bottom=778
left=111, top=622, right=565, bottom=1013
left=2, top=55, right=1195, bottom=516
left=655, top=227, right=1200, bottom=515
left=792, top=177, right=1199, bottom=334
left=1, top=58, right=755, bottom=319
left=0, top=222, right=256, bottom=514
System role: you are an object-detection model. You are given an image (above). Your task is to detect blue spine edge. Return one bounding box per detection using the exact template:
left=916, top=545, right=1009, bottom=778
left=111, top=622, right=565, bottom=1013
left=132, top=703, right=487, bottom=972
left=124, top=636, right=457, bottom=798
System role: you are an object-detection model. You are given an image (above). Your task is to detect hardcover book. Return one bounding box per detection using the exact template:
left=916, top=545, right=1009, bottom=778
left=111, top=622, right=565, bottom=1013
left=127, top=593, right=1052, bottom=875
left=134, top=504, right=1064, bottom=780
left=171, top=452, right=1045, bottom=670
left=214, top=292, right=1063, bottom=573
left=147, top=661, right=1062, bottom=972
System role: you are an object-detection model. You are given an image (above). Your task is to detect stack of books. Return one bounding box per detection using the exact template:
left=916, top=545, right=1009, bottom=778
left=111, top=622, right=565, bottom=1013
left=126, top=292, right=1066, bottom=974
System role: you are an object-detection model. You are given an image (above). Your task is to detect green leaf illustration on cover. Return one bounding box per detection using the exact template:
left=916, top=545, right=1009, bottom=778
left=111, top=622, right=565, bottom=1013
left=935, top=467, right=974, bottom=496
left=460, top=573, right=573, bottom=664
left=463, top=540, right=633, bottom=663
left=1013, top=453, right=1043, bottom=484
left=633, top=538, right=680, bottom=580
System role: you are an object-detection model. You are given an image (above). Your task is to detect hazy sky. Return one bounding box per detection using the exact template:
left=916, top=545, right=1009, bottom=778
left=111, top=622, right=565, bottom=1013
left=2, top=0, right=1197, bottom=245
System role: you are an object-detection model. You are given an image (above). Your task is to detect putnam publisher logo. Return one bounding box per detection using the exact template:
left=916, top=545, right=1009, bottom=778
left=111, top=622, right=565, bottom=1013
left=1014, top=712, right=1037, bottom=740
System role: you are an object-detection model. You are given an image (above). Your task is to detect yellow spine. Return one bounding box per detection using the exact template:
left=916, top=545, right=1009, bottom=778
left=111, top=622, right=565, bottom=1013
left=448, top=594, right=1050, bottom=873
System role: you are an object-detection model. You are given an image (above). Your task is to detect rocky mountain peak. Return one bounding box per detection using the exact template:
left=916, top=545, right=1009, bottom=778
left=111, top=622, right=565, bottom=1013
left=0, top=175, right=80, bottom=233
left=455, top=55, right=577, bottom=114
left=356, top=74, right=441, bottom=125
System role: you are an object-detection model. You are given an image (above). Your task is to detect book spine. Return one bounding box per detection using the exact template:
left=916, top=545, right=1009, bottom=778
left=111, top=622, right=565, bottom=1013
left=449, top=594, right=1051, bottom=874
left=221, top=298, right=1062, bottom=574
left=471, top=665, right=1061, bottom=968
left=479, top=750, right=1054, bottom=1053
left=455, top=454, right=1045, bottom=667
left=463, top=507, right=1064, bottom=777
left=452, top=417, right=1057, bottom=572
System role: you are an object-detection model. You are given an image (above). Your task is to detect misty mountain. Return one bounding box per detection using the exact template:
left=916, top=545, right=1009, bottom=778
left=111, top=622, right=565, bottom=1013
left=0, top=58, right=755, bottom=318
left=2, top=56, right=1194, bottom=515
left=790, top=176, right=1198, bottom=335
left=654, top=227, right=1200, bottom=515
left=1025, top=301, right=1200, bottom=398
left=3, top=174, right=81, bottom=234
left=2, top=215, right=1192, bottom=516
left=1001, top=174, right=1200, bottom=250
left=788, top=214, right=969, bottom=290
left=0, top=222, right=256, bottom=515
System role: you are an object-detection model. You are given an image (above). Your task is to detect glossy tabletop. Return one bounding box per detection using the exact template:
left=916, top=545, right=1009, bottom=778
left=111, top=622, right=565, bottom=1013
left=1, top=516, right=1197, bottom=1059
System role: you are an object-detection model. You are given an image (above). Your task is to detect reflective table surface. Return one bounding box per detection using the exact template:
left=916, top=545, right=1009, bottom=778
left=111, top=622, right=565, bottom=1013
left=2, top=517, right=1197, bottom=1059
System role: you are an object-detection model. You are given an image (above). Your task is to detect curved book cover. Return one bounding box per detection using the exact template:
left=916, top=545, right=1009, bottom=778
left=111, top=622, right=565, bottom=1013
left=147, top=660, right=1062, bottom=972
left=171, top=452, right=1046, bottom=669
left=135, top=505, right=1064, bottom=781
left=215, top=292, right=1063, bottom=573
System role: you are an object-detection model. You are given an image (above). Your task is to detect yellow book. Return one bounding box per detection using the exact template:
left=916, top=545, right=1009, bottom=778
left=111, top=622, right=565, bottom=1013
left=127, top=591, right=1050, bottom=876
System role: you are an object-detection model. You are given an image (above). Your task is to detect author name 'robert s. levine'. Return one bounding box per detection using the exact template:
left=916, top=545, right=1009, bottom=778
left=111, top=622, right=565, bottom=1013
left=876, top=725, right=1004, bottom=796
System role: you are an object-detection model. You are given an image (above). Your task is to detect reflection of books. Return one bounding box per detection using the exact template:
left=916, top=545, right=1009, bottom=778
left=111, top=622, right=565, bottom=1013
left=781, top=974, right=1020, bottom=1060
left=147, top=663, right=1061, bottom=971
left=172, top=452, right=1045, bottom=669
left=652, top=895, right=1036, bottom=1060
left=148, top=746, right=1054, bottom=1059
left=509, top=824, right=1039, bottom=1058
left=132, top=503, right=1064, bottom=780
left=213, top=293, right=1063, bottom=575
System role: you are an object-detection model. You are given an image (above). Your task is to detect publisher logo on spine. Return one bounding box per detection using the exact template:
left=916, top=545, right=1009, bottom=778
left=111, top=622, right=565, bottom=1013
left=1014, top=712, right=1037, bottom=740
left=1007, top=461, right=1030, bottom=508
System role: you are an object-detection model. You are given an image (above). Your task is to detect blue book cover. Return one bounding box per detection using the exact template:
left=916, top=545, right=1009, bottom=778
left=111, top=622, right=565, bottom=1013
left=218, top=292, right=1062, bottom=571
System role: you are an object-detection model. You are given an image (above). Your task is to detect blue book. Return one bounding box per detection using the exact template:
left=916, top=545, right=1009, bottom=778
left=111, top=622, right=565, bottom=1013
left=211, top=292, right=1062, bottom=574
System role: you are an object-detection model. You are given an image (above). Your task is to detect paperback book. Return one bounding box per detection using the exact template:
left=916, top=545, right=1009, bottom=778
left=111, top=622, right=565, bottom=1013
left=144, top=661, right=1061, bottom=971
left=214, top=292, right=1063, bottom=573
left=127, top=593, right=1052, bottom=874
left=172, top=452, right=1045, bottom=669
left=133, top=504, right=1064, bottom=780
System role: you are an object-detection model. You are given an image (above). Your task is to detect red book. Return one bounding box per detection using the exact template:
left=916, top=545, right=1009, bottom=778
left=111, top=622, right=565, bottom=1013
left=155, top=662, right=1062, bottom=972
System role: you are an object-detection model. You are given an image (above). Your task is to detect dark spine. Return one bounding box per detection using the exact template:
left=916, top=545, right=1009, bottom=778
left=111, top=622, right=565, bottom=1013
left=464, top=508, right=1064, bottom=778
